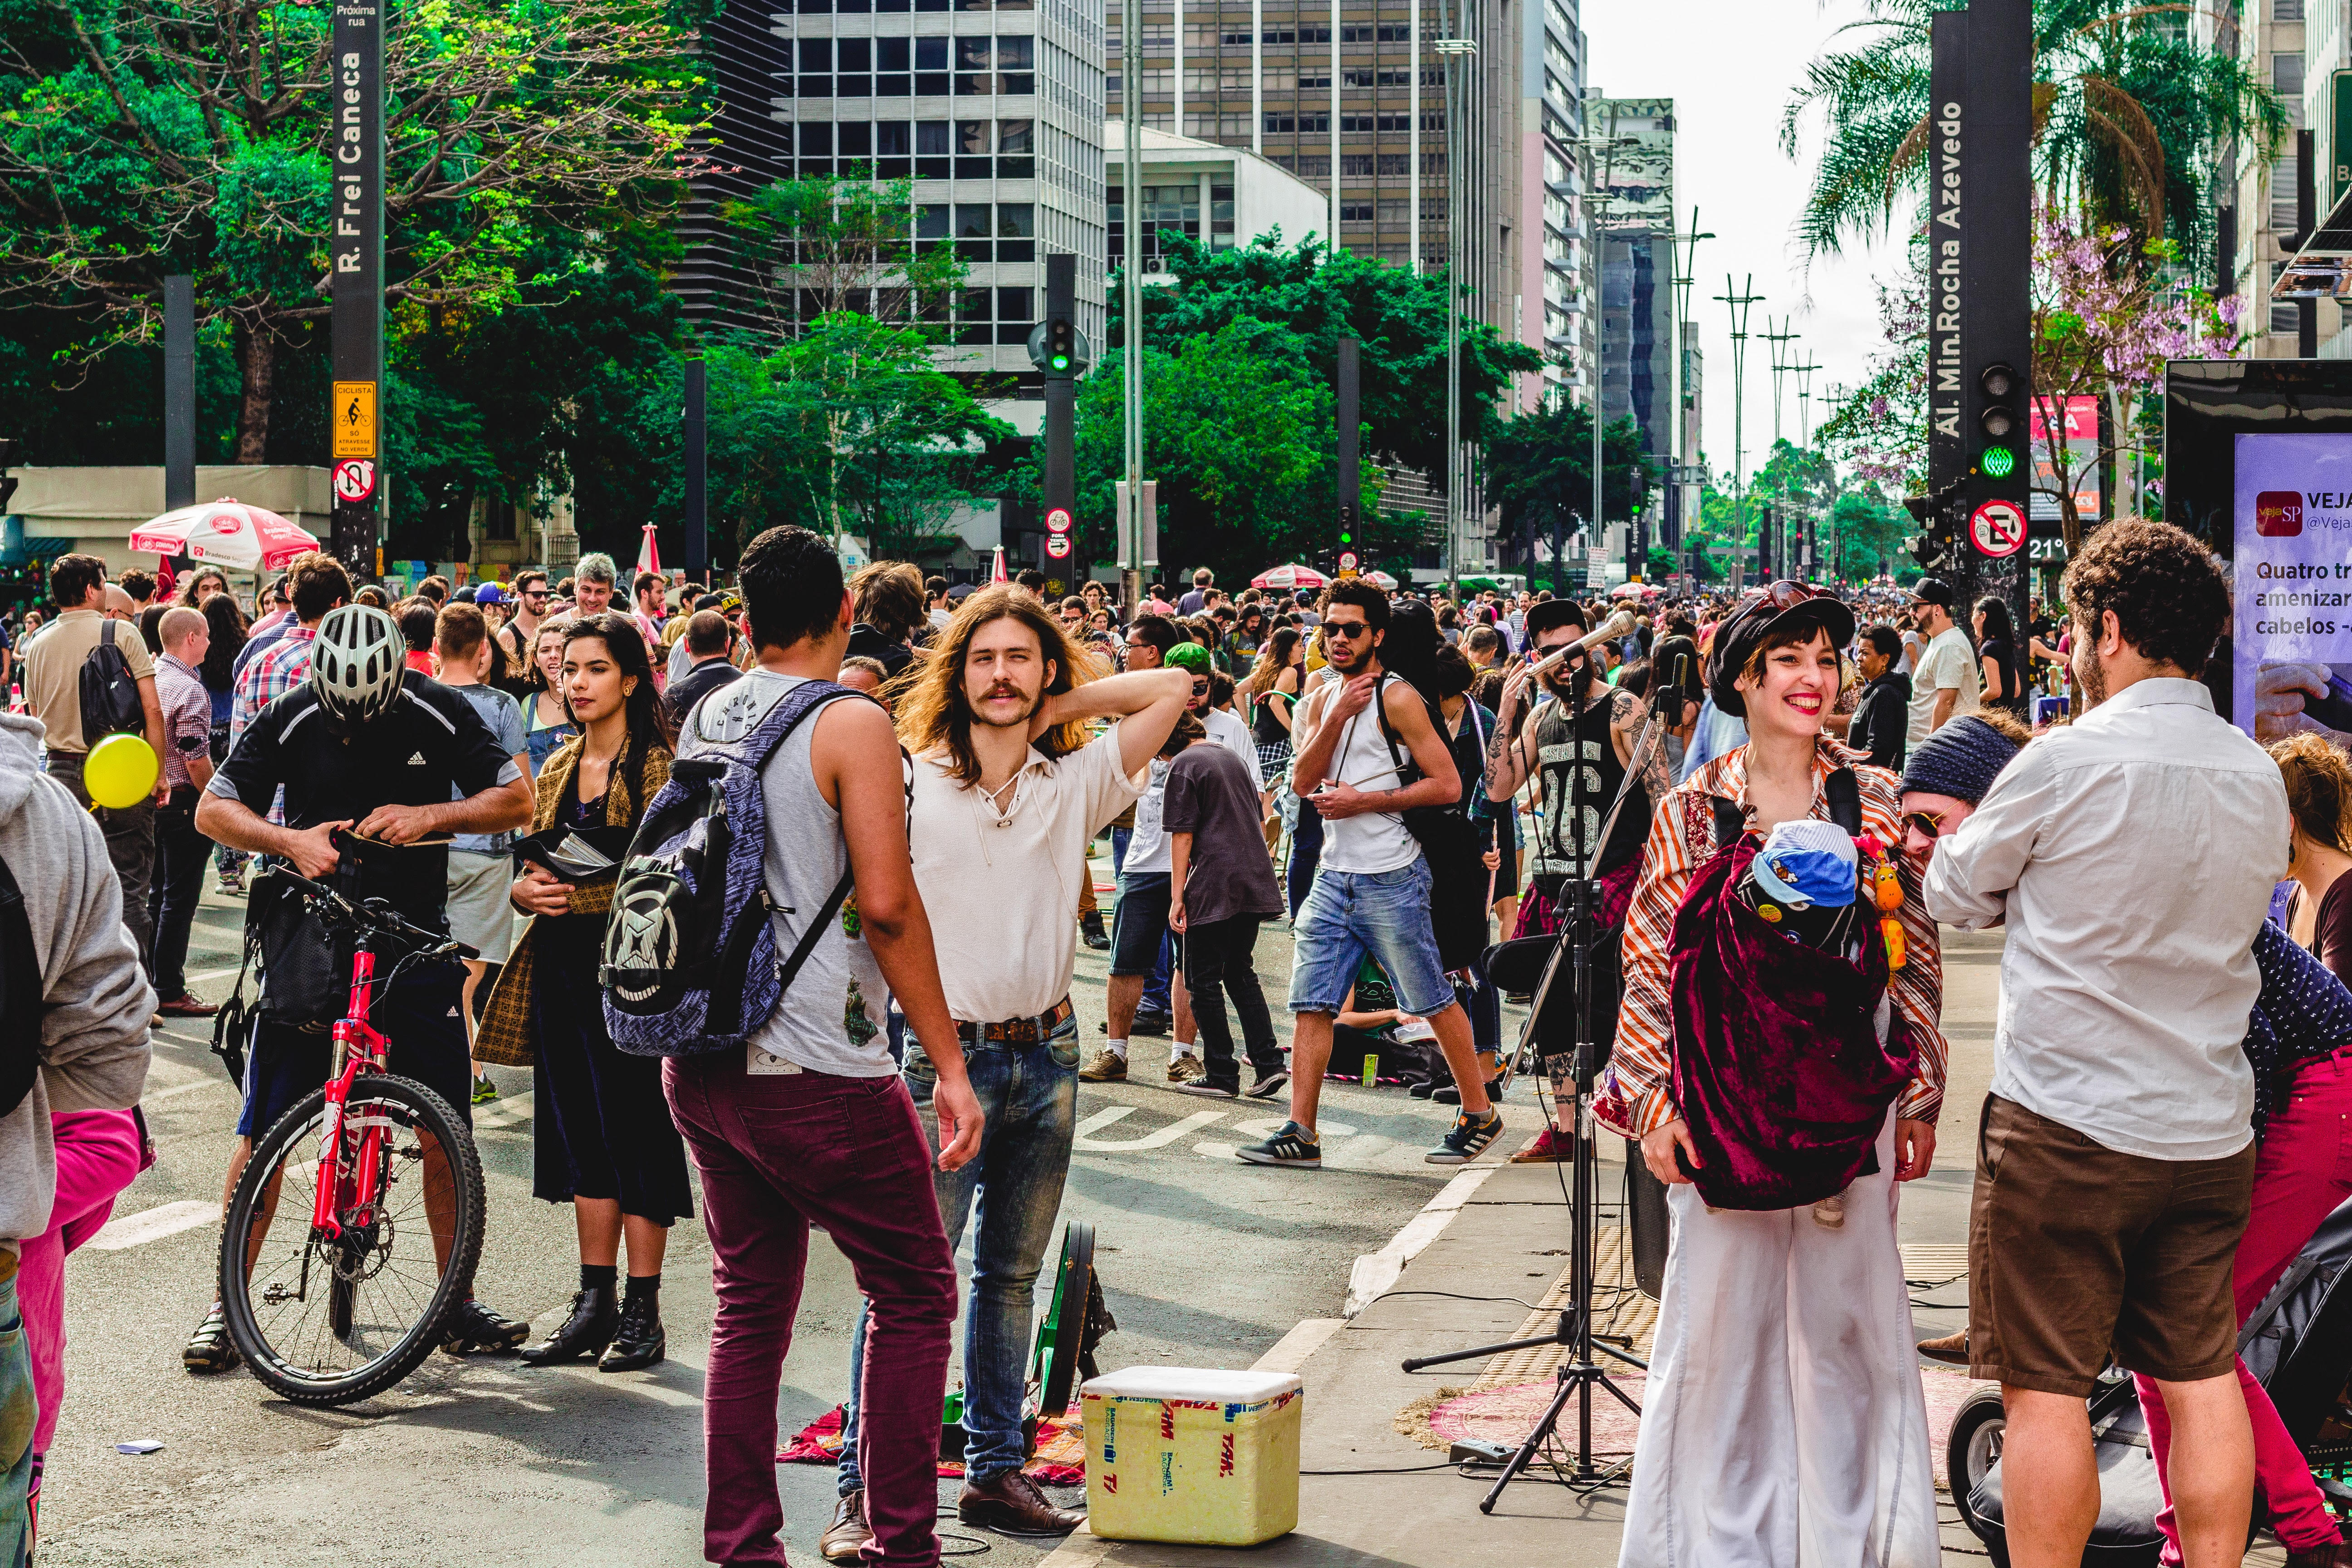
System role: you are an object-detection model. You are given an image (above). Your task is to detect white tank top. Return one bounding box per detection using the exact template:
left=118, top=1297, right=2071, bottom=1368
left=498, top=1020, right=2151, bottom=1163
left=1316, top=674, right=1424, bottom=876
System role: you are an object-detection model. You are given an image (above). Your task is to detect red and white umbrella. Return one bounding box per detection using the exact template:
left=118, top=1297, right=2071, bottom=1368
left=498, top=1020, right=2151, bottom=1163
left=990, top=545, right=1009, bottom=583
left=128, top=500, right=319, bottom=572
left=1361, top=569, right=1398, bottom=590
left=636, top=523, right=662, bottom=579
left=1251, top=563, right=1328, bottom=591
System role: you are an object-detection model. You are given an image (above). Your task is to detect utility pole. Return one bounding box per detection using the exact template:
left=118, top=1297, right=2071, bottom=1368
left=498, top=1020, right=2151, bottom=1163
left=328, top=0, right=385, bottom=583
left=1714, top=275, right=1763, bottom=588
left=1760, top=318, right=1800, bottom=450
left=1120, top=0, right=1145, bottom=609
left=1436, top=24, right=1477, bottom=584
left=1667, top=209, right=1711, bottom=586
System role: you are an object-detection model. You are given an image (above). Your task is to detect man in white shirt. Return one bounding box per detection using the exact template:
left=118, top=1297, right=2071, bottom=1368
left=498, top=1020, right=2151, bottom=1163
left=1924, top=521, right=2283, bottom=1568
left=823, top=585, right=1188, bottom=1556
left=1904, top=576, right=1980, bottom=746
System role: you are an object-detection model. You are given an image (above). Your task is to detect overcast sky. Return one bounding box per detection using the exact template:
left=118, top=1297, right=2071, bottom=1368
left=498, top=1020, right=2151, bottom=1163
left=1584, top=0, right=1904, bottom=483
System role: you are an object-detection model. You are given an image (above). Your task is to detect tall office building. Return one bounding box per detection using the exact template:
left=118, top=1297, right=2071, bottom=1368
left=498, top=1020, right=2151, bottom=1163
left=2213, top=0, right=2304, bottom=355
left=715, top=0, right=1108, bottom=387
left=1594, top=98, right=1672, bottom=463
left=1513, top=0, right=1586, bottom=412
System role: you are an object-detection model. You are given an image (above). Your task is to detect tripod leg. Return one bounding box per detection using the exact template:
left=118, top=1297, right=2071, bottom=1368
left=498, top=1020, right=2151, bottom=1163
left=1478, top=1369, right=1583, bottom=1514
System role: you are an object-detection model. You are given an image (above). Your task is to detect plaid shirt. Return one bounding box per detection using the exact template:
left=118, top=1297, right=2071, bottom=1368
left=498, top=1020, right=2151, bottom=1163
left=1593, top=735, right=1949, bottom=1141
left=154, top=653, right=212, bottom=791
left=231, top=624, right=316, bottom=746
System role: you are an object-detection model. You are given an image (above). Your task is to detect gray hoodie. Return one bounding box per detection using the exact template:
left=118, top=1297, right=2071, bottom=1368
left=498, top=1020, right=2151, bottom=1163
left=0, top=710, right=153, bottom=1250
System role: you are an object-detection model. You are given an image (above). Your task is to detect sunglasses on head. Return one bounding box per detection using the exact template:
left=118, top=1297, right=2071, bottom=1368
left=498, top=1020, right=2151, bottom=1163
left=1759, top=580, right=1837, bottom=613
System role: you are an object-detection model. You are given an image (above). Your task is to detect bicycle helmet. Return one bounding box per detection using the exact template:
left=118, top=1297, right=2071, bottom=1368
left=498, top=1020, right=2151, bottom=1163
left=310, top=604, right=408, bottom=727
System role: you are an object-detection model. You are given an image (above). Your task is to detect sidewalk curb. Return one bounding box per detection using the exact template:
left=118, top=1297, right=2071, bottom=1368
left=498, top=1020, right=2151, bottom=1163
left=1031, top=1166, right=1499, bottom=1568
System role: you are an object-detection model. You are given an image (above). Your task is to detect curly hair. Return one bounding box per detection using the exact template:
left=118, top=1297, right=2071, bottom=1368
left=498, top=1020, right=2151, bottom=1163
left=894, top=584, right=1107, bottom=786
left=2272, top=731, right=2352, bottom=855
left=2060, top=519, right=2226, bottom=676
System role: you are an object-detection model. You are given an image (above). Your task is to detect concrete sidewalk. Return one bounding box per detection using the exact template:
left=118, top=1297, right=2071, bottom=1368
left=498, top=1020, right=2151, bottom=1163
left=1037, top=928, right=2296, bottom=1568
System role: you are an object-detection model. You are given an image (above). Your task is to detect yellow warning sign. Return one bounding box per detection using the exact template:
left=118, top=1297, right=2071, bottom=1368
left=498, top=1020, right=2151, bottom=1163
left=332, top=381, right=377, bottom=459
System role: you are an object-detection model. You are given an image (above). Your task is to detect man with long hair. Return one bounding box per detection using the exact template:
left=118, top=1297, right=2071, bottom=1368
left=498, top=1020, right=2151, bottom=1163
left=819, top=585, right=1188, bottom=1558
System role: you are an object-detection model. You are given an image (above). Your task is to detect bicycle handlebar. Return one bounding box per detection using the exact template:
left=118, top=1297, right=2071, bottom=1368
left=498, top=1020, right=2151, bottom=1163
left=271, top=868, right=481, bottom=962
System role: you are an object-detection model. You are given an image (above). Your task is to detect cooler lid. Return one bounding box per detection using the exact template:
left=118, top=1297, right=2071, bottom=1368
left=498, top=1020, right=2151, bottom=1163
left=1082, top=1366, right=1302, bottom=1402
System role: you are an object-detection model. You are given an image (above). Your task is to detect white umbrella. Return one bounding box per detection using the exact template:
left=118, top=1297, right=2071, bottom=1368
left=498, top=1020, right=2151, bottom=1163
left=1251, top=563, right=1328, bottom=591
left=1361, top=569, right=1398, bottom=590
left=128, top=500, right=319, bottom=571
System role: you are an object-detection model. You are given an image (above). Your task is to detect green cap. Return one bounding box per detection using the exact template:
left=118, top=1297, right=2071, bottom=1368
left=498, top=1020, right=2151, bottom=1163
left=1166, top=642, right=1213, bottom=674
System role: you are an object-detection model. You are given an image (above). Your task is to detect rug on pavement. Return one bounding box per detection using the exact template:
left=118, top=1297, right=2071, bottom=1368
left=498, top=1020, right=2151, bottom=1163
left=1395, top=1366, right=1986, bottom=1487
left=779, top=1405, right=1087, bottom=1486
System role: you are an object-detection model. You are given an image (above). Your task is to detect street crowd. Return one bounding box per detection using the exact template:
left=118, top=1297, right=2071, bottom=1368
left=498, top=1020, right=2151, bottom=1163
left=1, top=518, right=2347, bottom=1568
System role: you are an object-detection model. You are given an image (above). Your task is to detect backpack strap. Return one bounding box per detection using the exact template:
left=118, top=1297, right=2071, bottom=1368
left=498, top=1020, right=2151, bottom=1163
left=1825, top=767, right=1863, bottom=836
left=1706, top=794, right=1745, bottom=853
left=0, top=852, right=44, bottom=1119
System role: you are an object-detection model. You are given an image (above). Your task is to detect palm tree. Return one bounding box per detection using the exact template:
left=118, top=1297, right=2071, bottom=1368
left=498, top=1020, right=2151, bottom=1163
left=1781, top=0, right=2286, bottom=265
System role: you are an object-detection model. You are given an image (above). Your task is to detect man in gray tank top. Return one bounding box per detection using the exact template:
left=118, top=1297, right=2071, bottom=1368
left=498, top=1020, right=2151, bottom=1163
left=1235, top=580, right=1504, bottom=1170
left=662, top=526, right=983, bottom=1568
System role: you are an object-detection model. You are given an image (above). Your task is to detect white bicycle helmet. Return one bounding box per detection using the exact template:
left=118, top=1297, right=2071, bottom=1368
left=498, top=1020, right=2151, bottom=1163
left=309, top=604, right=408, bottom=727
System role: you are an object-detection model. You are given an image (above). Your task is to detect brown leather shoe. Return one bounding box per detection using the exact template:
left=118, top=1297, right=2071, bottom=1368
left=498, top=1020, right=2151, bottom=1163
left=818, top=1489, right=872, bottom=1563
left=1916, top=1329, right=1970, bottom=1366
left=958, top=1469, right=1085, bottom=1535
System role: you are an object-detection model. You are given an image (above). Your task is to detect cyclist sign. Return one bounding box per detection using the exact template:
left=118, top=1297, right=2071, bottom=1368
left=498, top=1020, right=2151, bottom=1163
left=1970, top=499, right=2026, bottom=559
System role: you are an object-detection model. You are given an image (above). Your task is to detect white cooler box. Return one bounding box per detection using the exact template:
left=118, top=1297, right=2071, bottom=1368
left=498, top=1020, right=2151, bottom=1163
left=1079, top=1366, right=1302, bottom=1546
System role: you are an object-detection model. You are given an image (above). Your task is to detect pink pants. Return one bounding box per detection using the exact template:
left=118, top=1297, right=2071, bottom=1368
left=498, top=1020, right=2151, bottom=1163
left=18, top=1112, right=145, bottom=1459
left=2137, top=1052, right=2352, bottom=1561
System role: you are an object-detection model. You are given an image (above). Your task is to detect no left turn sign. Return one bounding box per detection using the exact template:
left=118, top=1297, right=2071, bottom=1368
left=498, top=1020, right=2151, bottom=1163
left=1970, top=499, right=2025, bottom=559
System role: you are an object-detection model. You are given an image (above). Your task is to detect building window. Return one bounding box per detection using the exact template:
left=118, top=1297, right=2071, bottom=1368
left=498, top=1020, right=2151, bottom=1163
left=1265, top=112, right=1331, bottom=132
left=997, top=286, right=1035, bottom=344
left=838, top=37, right=872, bottom=96
left=916, top=118, right=952, bottom=178
left=998, top=201, right=1035, bottom=259
left=1298, top=72, right=1329, bottom=88
left=876, top=119, right=913, bottom=176
left=998, top=117, right=1034, bottom=176
left=1377, top=152, right=1409, bottom=175
left=2277, top=0, right=2303, bottom=18
left=1340, top=153, right=1374, bottom=175
left=2274, top=302, right=2303, bottom=333
left=1340, top=201, right=1374, bottom=222
left=2276, top=53, right=2305, bottom=97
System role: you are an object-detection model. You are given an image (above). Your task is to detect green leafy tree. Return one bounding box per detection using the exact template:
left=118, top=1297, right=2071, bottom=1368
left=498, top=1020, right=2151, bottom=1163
left=1116, top=231, right=1542, bottom=483
left=724, top=170, right=967, bottom=336
left=0, top=0, right=704, bottom=458
left=1020, top=318, right=1396, bottom=583
left=1482, top=399, right=1646, bottom=579
left=1827, top=487, right=1911, bottom=582
left=1779, top=0, right=2285, bottom=265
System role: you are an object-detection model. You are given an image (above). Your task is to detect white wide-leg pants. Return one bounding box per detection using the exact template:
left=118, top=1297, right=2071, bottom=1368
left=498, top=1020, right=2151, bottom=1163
left=1617, top=1111, right=1940, bottom=1568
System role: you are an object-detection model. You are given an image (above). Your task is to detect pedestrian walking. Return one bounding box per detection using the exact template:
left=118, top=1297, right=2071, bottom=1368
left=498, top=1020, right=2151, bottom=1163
left=147, top=607, right=220, bottom=1018
left=524, top=618, right=580, bottom=773
left=1904, top=576, right=1981, bottom=746
left=429, top=603, right=530, bottom=1104
left=197, top=593, right=250, bottom=893
left=2275, top=732, right=2352, bottom=978
left=1925, top=520, right=2285, bottom=1568
left=1847, top=622, right=1913, bottom=773
left=480, top=613, right=691, bottom=1372
left=20, top=554, right=167, bottom=977
left=1167, top=711, right=1288, bottom=1098
left=662, top=526, right=981, bottom=1568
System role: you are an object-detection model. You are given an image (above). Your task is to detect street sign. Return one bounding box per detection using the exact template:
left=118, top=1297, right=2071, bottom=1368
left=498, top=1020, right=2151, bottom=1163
left=1046, top=507, right=1073, bottom=535
left=333, top=459, right=377, bottom=503
left=1338, top=550, right=1358, bottom=572
left=1970, top=499, right=2026, bottom=558
left=332, top=381, right=377, bottom=460
left=1045, top=534, right=1073, bottom=560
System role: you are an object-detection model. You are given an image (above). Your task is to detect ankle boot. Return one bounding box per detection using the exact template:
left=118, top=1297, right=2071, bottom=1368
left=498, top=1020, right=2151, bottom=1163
left=519, top=1286, right=618, bottom=1366
left=598, top=1289, right=666, bottom=1372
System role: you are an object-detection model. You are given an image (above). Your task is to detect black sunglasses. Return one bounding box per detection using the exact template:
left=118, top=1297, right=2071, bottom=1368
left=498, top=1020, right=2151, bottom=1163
left=1323, top=620, right=1372, bottom=640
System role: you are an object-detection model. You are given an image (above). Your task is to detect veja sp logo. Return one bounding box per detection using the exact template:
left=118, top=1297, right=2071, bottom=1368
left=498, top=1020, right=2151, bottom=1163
left=2258, top=491, right=2306, bottom=537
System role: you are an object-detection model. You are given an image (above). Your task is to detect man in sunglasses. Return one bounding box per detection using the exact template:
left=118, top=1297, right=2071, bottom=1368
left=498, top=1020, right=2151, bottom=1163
left=494, top=567, right=550, bottom=676
left=1237, top=579, right=1502, bottom=1167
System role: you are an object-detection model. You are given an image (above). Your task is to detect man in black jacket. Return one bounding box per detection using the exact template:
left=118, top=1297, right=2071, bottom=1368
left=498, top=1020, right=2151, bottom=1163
left=1849, top=623, right=1913, bottom=773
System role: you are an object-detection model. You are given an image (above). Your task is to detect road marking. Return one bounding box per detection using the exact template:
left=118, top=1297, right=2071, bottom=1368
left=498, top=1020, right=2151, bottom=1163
left=473, top=1092, right=534, bottom=1130
left=144, top=1078, right=227, bottom=1105
left=84, top=1200, right=218, bottom=1251
left=184, top=967, right=242, bottom=985
left=1343, top=1165, right=1496, bottom=1316
left=1071, top=1107, right=1230, bottom=1151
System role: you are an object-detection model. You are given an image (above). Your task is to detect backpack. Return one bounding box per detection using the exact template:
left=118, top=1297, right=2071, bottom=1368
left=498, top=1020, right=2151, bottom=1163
left=600, top=678, right=862, bottom=1057
left=79, top=620, right=145, bottom=744
left=0, top=852, right=44, bottom=1118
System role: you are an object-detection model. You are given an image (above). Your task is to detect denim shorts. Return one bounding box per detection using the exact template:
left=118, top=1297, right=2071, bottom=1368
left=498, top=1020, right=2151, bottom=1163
left=1287, top=856, right=1455, bottom=1018
left=1110, top=871, right=1172, bottom=977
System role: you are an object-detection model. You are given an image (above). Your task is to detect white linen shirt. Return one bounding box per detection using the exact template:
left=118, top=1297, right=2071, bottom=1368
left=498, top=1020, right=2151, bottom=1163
left=910, top=728, right=1146, bottom=1024
left=1923, top=677, right=2288, bottom=1160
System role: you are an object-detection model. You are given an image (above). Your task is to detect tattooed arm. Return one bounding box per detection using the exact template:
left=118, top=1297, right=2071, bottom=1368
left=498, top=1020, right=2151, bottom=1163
left=1483, top=661, right=1542, bottom=801
left=1610, top=686, right=1674, bottom=804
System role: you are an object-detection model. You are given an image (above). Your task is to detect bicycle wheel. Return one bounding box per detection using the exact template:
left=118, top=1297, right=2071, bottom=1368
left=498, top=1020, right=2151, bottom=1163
left=220, top=1073, right=486, bottom=1405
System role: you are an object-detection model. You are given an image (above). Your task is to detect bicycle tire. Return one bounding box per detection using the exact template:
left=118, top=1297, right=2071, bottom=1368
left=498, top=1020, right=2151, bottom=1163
left=220, top=1073, right=485, bottom=1405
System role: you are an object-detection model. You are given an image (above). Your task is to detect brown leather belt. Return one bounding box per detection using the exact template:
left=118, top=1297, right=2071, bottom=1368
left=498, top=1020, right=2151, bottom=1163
left=957, top=997, right=1075, bottom=1045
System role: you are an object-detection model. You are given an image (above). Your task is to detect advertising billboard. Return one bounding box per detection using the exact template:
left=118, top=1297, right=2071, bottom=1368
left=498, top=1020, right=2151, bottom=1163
left=2234, top=432, right=2352, bottom=740
left=2029, top=396, right=2102, bottom=527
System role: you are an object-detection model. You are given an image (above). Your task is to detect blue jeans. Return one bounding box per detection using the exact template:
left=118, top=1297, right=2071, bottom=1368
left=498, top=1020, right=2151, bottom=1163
left=840, top=1017, right=1081, bottom=1489
left=0, top=1272, right=32, bottom=1568
left=1288, top=857, right=1455, bottom=1018
left=1287, top=803, right=1325, bottom=921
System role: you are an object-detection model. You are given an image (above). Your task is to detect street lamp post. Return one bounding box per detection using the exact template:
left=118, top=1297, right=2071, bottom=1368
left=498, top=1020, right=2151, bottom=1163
left=1668, top=207, right=1711, bottom=588
left=1714, top=275, right=1763, bottom=589
left=1121, top=0, right=1144, bottom=605
left=1435, top=29, right=1477, bottom=585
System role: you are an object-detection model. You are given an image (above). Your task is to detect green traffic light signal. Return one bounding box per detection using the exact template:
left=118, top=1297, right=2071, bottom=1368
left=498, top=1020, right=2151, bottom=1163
left=1981, top=446, right=2016, bottom=479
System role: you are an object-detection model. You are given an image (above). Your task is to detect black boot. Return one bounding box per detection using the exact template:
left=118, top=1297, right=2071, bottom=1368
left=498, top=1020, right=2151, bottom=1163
left=1079, top=909, right=1110, bottom=950
left=598, top=1279, right=666, bottom=1372
left=519, top=1286, right=618, bottom=1366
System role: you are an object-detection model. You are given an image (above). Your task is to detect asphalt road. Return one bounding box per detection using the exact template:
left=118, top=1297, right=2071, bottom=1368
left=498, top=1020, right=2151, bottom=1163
left=36, top=870, right=1545, bottom=1567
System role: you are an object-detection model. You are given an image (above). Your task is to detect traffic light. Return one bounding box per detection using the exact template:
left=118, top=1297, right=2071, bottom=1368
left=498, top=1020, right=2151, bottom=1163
left=1338, top=500, right=1356, bottom=548
left=1046, top=318, right=1074, bottom=374
left=1904, top=481, right=1963, bottom=573
left=1975, top=362, right=2021, bottom=480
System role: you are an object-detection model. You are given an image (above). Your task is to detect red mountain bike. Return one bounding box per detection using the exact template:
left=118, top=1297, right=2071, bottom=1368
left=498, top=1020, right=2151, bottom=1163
left=218, top=871, right=487, bottom=1405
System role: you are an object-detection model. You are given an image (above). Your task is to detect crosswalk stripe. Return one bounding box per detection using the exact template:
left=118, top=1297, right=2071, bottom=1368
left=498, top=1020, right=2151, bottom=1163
left=84, top=1200, right=218, bottom=1250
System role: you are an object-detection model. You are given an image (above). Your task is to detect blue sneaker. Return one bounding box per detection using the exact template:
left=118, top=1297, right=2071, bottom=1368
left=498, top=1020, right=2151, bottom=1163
left=1427, top=1108, right=1503, bottom=1165
left=1235, top=1120, right=1322, bottom=1168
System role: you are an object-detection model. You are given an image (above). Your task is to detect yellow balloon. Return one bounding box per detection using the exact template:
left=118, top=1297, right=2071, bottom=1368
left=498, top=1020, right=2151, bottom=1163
left=85, top=734, right=159, bottom=810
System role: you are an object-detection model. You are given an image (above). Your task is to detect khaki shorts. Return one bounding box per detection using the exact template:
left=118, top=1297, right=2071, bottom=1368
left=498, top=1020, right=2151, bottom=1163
left=445, top=849, right=516, bottom=965
left=1968, top=1094, right=2254, bottom=1397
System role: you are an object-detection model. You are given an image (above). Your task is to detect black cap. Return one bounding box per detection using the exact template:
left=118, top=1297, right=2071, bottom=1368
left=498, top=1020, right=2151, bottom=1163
left=1908, top=577, right=1955, bottom=608
left=1524, top=599, right=1590, bottom=642
left=1703, top=586, right=1857, bottom=719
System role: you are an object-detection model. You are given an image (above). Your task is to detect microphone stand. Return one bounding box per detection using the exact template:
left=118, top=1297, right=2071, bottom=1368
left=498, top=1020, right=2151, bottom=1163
left=1401, top=658, right=1666, bottom=1504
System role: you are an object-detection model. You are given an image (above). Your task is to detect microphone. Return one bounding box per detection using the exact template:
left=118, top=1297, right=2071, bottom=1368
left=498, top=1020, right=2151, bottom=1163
left=1525, top=610, right=1638, bottom=680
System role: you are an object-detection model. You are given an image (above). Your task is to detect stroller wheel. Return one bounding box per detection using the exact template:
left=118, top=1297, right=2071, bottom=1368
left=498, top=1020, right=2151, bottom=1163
left=1947, top=1385, right=2006, bottom=1543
